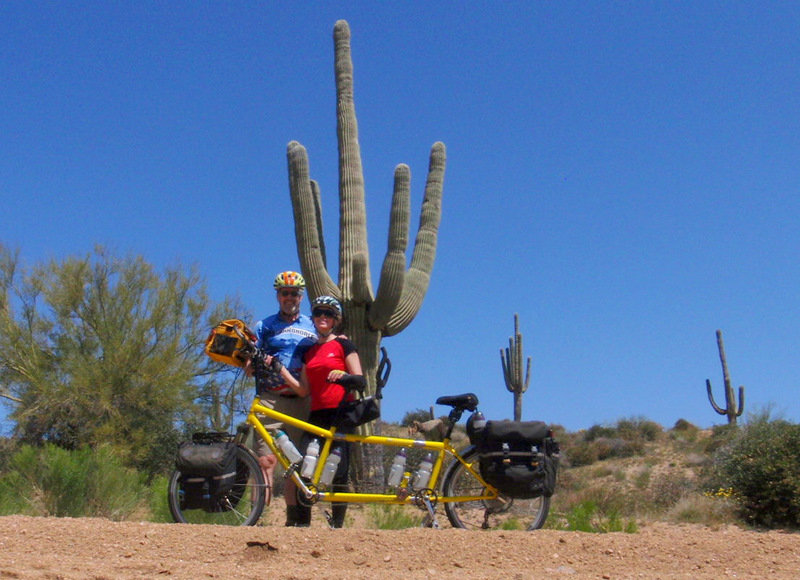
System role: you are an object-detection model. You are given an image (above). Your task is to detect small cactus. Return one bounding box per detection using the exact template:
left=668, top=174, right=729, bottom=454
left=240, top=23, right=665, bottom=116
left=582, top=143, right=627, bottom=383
left=706, top=329, right=745, bottom=425
left=500, top=313, right=531, bottom=421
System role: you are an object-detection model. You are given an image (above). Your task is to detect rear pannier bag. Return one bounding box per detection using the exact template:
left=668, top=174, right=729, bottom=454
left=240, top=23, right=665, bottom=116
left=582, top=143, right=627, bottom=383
left=476, top=420, right=559, bottom=499
left=175, top=433, right=238, bottom=511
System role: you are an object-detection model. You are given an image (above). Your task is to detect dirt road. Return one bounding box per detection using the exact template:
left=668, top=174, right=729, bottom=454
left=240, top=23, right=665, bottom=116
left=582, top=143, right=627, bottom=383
left=0, top=515, right=798, bottom=579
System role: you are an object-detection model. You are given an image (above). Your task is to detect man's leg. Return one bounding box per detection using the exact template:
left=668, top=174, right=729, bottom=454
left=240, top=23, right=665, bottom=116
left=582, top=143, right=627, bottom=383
left=281, top=395, right=312, bottom=526
left=258, top=394, right=311, bottom=526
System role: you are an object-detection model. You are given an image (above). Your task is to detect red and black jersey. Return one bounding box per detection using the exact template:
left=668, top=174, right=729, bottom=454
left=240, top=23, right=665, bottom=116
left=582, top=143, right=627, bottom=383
left=303, top=337, right=357, bottom=411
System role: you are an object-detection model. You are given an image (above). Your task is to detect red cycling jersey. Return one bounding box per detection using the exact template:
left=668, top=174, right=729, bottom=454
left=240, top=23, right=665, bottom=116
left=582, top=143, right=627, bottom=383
left=303, top=337, right=357, bottom=411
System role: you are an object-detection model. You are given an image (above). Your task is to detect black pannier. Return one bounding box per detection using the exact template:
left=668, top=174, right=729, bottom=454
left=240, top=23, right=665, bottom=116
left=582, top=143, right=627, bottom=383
left=474, top=420, right=559, bottom=499
left=175, top=432, right=238, bottom=512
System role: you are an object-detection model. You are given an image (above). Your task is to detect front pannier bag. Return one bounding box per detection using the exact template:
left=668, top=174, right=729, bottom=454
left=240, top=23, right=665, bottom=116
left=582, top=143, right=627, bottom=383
left=476, top=420, right=560, bottom=499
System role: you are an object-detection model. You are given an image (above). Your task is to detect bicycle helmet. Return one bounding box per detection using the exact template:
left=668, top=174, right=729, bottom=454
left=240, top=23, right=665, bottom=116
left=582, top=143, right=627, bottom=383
left=311, top=295, right=342, bottom=317
left=273, top=271, right=306, bottom=290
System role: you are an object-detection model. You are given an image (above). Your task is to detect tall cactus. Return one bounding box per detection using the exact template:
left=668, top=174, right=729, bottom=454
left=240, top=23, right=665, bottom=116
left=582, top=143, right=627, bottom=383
left=286, top=21, right=446, bottom=414
left=706, top=329, right=745, bottom=425
left=500, top=313, right=531, bottom=421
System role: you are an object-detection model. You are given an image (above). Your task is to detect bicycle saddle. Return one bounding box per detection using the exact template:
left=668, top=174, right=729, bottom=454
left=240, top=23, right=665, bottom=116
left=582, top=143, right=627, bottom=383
left=435, top=393, right=479, bottom=411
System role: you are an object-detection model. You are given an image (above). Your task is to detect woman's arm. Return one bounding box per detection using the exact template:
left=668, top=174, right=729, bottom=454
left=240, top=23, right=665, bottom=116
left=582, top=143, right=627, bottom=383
left=294, top=365, right=310, bottom=398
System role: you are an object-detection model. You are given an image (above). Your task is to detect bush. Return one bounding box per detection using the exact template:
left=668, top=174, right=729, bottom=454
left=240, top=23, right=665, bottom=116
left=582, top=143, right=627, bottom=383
left=0, top=444, right=149, bottom=519
left=665, top=493, right=739, bottom=526
left=702, top=423, right=738, bottom=455
left=565, top=440, right=599, bottom=467
left=706, top=418, right=800, bottom=528
left=547, top=500, right=638, bottom=533
left=647, top=468, right=695, bottom=508
left=367, top=504, right=419, bottom=529
left=400, top=408, right=433, bottom=427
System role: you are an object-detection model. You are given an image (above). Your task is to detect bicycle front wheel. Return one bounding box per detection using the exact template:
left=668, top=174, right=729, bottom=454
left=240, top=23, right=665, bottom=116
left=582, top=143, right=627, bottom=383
left=443, top=447, right=550, bottom=531
left=168, top=445, right=266, bottom=526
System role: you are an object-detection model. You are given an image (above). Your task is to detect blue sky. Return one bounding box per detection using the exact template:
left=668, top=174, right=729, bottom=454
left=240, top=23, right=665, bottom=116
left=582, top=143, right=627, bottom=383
left=2, top=2, right=798, bottom=435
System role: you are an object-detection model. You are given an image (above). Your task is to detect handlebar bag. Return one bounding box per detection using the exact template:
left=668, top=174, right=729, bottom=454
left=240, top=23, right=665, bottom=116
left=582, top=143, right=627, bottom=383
left=477, top=420, right=559, bottom=499
left=204, top=319, right=256, bottom=368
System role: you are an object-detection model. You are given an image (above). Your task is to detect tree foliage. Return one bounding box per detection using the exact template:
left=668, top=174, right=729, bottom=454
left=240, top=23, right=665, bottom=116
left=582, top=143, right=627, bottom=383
left=0, top=245, right=250, bottom=474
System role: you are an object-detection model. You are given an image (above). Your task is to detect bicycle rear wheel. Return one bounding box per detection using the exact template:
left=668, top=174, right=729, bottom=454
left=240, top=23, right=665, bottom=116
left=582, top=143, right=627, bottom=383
left=442, top=447, right=550, bottom=531
left=168, top=445, right=266, bottom=526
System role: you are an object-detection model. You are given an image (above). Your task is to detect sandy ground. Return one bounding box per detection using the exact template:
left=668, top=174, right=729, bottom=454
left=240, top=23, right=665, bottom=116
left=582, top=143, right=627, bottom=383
left=0, top=514, right=799, bottom=579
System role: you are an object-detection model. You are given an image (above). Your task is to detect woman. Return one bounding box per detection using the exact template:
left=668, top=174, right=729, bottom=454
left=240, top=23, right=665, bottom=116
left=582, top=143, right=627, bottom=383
left=295, top=295, right=363, bottom=528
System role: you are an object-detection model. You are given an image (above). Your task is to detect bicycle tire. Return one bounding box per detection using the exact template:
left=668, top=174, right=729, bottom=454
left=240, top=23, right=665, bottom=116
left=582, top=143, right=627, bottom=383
left=168, top=444, right=266, bottom=526
left=442, top=446, right=550, bottom=531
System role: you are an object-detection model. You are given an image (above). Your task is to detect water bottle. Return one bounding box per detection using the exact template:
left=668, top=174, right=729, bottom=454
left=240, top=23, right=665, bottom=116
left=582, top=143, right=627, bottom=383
left=301, top=438, right=321, bottom=478
left=412, top=453, right=434, bottom=490
left=471, top=411, right=486, bottom=430
left=274, top=430, right=303, bottom=463
left=319, top=447, right=343, bottom=486
left=386, top=448, right=407, bottom=487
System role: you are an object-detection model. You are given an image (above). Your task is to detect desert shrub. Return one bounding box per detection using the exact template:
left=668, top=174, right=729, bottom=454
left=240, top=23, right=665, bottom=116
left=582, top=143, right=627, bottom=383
left=147, top=474, right=173, bottom=523
left=616, top=417, right=662, bottom=442
left=0, top=472, right=27, bottom=515
left=648, top=469, right=695, bottom=508
left=367, top=504, right=418, bottom=529
left=547, top=500, right=637, bottom=533
left=633, top=466, right=651, bottom=489
left=401, top=408, right=433, bottom=427
left=706, top=418, right=800, bottom=528
left=2, top=444, right=148, bottom=519
left=584, top=424, right=617, bottom=441
left=701, top=423, right=739, bottom=454
left=565, top=440, right=598, bottom=467
left=665, top=493, right=739, bottom=526
left=0, top=438, right=20, bottom=473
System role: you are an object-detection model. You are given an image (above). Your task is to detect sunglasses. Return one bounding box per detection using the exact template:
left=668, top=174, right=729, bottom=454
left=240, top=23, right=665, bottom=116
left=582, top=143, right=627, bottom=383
left=279, top=290, right=300, bottom=297
left=312, top=308, right=337, bottom=318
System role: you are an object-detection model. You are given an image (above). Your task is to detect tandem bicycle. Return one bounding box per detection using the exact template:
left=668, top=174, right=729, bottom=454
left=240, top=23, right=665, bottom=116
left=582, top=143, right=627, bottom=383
left=167, top=324, right=559, bottom=531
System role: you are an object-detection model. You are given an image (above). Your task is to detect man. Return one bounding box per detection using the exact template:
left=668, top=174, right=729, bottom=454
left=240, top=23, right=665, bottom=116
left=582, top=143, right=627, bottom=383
left=246, top=270, right=316, bottom=526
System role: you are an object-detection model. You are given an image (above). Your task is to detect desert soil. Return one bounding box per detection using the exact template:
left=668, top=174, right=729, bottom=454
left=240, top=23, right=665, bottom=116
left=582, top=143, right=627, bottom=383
left=1, top=513, right=799, bottom=580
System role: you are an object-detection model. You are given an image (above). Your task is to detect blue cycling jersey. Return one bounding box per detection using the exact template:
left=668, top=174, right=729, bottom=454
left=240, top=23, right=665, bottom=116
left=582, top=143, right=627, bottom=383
left=254, top=313, right=317, bottom=374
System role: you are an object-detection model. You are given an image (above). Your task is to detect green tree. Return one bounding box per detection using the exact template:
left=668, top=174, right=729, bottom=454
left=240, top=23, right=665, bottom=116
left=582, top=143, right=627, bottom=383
left=0, top=244, right=249, bottom=475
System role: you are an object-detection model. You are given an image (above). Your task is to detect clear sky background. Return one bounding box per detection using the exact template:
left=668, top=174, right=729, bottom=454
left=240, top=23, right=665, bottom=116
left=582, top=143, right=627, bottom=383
left=2, top=2, right=798, bottom=435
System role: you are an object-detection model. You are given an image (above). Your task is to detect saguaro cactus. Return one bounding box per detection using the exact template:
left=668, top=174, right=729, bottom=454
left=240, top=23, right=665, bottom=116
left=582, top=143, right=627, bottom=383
left=500, top=314, right=531, bottom=421
left=287, top=21, right=446, bottom=410
left=706, top=329, right=745, bottom=425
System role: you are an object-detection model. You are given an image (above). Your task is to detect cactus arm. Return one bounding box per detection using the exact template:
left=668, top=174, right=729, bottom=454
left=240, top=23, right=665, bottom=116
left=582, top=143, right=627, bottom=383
left=383, top=142, right=446, bottom=336
left=333, top=20, right=370, bottom=298
left=287, top=141, right=338, bottom=298
left=501, top=347, right=514, bottom=392
left=351, top=252, right=372, bottom=304
left=515, top=328, right=523, bottom=389
left=369, top=165, right=410, bottom=329
left=706, top=379, right=727, bottom=415
left=523, top=356, right=532, bottom=392
left=736, top=386, right=745, bottom=417
left=310, top=179, right=327, bottom=269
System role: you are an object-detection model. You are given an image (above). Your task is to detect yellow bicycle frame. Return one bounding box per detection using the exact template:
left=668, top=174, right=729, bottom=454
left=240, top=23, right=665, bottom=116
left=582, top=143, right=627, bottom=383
left=246, top=397, right=499, bottom=506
